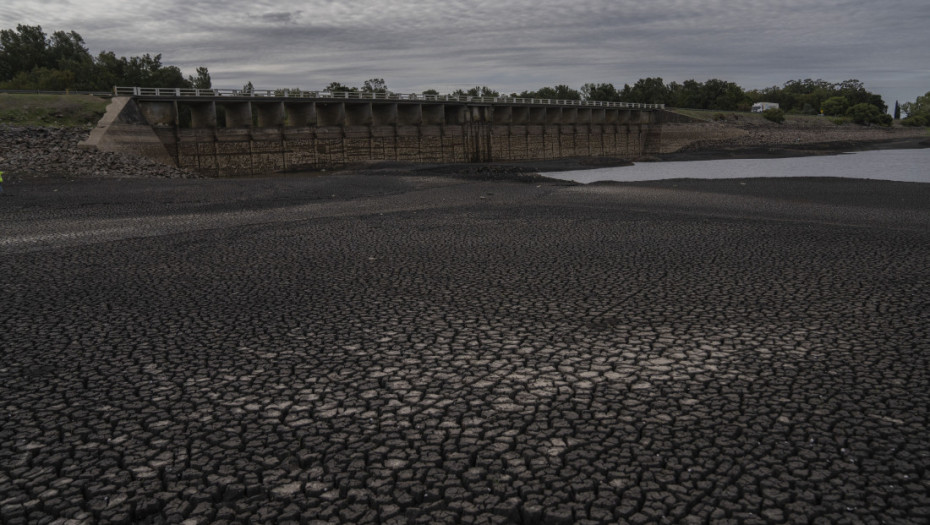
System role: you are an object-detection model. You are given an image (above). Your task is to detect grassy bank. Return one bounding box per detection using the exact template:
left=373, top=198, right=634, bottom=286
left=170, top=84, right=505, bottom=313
left=667, top=107, right=842, bottom=125
left=0, top=93, right=109, bottom=128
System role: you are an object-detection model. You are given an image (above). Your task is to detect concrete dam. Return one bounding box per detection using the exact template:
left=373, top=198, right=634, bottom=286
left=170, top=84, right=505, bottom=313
left=83, top=87, right=686, bottom=176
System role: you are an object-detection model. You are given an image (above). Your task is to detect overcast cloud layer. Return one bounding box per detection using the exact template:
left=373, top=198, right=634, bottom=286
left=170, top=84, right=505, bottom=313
left=2, top=0, right=928, bottom=105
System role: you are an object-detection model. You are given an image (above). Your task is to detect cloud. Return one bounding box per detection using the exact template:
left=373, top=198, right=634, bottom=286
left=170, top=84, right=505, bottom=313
left=1, top=0, right=928, bottom=103
left=260, top=11, right=302, bottom=25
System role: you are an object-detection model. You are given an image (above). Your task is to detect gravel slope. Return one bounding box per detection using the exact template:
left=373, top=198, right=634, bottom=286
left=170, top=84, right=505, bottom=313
left=0, top=126, right=194, bottom=181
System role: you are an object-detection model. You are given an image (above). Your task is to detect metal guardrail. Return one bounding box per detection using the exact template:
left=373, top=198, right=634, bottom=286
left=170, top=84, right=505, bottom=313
left=114, top=86, right=664, bottom=110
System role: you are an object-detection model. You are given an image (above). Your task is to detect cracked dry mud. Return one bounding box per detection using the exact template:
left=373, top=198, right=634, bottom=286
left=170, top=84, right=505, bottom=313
left=1, top=174, right=929, bottom=524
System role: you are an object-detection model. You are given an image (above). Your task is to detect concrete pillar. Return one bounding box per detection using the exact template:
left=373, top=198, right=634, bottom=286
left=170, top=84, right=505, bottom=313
left=345, top=103, right=372, bottom=126
left=285, top=102, right=316, bottom=127
left=591, top=108, right=606, bottom=124
left=576, top=108, right=591, bottom=124
left=529, top=107, right=547, bottom=124
left=255, top=102, right=285, bottom=127
left=492, top=106, right=512, bottom=124
left=545, top=108, right=562, bottom=125
left=316, top=102, right=346, bottom=126
left=397, top=104, right=422, bottom=125
left=512, top=107, right=529, bottom=124
left=372, top=103, right=398, bottom=125
left=468, top=106, right=491, bottom=122
left=138, top=101, right=178, bottom=127
left=605, top=109, right=619, bottom=124
left=561, top=108, right=578, bottom=124
left=422, top=105, right=444, bottom=125
left=224, top=102, right=252, bottom=127
left=189, top=102, right=216, bottom=128
left=445, top=105, right=466, bottom=124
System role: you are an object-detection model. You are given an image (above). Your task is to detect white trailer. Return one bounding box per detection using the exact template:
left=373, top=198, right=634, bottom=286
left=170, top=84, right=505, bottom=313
left=751, top=102, right=780, bottom=113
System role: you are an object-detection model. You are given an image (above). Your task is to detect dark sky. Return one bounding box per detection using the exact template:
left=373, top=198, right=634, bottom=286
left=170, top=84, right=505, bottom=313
left=4, top=0, right=928, bottom=106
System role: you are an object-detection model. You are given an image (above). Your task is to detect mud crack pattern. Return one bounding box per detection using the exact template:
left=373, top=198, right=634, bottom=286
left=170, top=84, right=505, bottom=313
left=1, top=175, right=929, bottom=524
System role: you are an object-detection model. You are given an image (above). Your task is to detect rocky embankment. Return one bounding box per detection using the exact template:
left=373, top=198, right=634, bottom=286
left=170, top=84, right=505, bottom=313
left=0, top=126, right=195, bottom=181
left=664, top=114, right=929, bottom=157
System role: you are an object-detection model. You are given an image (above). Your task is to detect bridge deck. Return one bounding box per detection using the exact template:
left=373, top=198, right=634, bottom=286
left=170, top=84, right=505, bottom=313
left=115, top=87, right=664, bottom=110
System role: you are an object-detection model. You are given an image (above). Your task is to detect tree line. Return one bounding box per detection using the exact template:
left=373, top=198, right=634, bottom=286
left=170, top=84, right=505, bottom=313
left=898, top=92, right=930, bottom=126
left=0, top=25, right=210, bottom=92
left=4, top=24, right=927, bottom=127
left=309, top=78, right=907, bottom=119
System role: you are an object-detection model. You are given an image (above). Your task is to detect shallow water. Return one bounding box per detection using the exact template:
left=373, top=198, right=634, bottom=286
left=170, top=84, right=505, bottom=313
left=551, top=148, right=930, bottom=184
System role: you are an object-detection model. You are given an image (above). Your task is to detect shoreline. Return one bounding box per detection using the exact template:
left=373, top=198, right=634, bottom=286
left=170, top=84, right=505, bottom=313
left=294, top=137, right=930, bottom=185
left=1, top=124, right=927, bottom=183
left=646, top=136, right=930, bottom=163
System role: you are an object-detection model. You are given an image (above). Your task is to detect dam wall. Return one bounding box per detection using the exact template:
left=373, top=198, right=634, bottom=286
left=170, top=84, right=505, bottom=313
left=84, top=94, right=664, bottom=176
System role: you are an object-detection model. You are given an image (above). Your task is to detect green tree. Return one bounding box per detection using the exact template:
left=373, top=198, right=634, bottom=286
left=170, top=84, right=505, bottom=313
left=699, top=78, right=747, bottom=110
left=324, top=81, right=357, bottom=93
left=667, top=80, right=702, bottom=108
left=752, top=78, right=886, bottom=115
left=47, top=31, right=92, bottom=69
left=473, top=86, right=498, bottom=97
left=1, top=25, right=209, bottom=91
left=149, top=64, right=187, bottom=87
left=0, top=67, right=74, bottom=90
left=273, top=87, right=303, bottom=96
left=0, top=24, right=49, bottom=81
left=362, top=78, right=388, bottom=93
left=453, top=86, right=499, bottom=98
left=520, top=85, right=581, bottom=100
left=821, top=96, right=849, bottom=116
left=93, top=51, right=191, bottom=90
left=901, top=115, right=928, bottom=127
left=900, top=91, right=930, bottom=126
left=421, top=89, right=439, bottom=96
left=580, top=83, right=620, bottom=102
left=901, top=91, right=929, bottom=118
left=846, top=103, right=890, bottom=126
left=621, top=77, right=669, bottom=105
left=189, top=66, right=211, bottom=89
left=242, top=81, right=254, bottom=94
left=837, top=79, right=886, bottom=112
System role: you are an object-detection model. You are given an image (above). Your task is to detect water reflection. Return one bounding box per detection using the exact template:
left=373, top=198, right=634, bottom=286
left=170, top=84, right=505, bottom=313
left=551, top=149, right=930, bottom=184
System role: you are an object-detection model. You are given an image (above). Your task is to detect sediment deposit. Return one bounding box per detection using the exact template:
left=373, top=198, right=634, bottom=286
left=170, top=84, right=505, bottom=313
left=2, top=174, right=929, bottom=523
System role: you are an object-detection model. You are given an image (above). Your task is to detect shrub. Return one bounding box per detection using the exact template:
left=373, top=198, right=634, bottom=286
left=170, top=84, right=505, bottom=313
left=0, top=67, right=75, bottom=91
left=901, top=115, right=928, bottom=127
left=712, top=113, right=726, bottom=121
left=762, top=108, right=785, bottom=123
left=821, top=96, right=849, bottom=116
left=846, top=103, right=890, bottom=126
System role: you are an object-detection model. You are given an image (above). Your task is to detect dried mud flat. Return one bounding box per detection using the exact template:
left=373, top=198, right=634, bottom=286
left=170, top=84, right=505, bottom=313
left=1, top=173, right=929, bottom=524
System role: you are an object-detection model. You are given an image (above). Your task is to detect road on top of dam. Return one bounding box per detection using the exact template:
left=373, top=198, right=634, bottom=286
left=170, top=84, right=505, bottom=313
left=1, top=173, right=929, bottom=524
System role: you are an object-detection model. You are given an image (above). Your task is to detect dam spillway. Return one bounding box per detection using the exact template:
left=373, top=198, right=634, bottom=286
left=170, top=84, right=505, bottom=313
left=84, top=87, right=668, bottom=176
